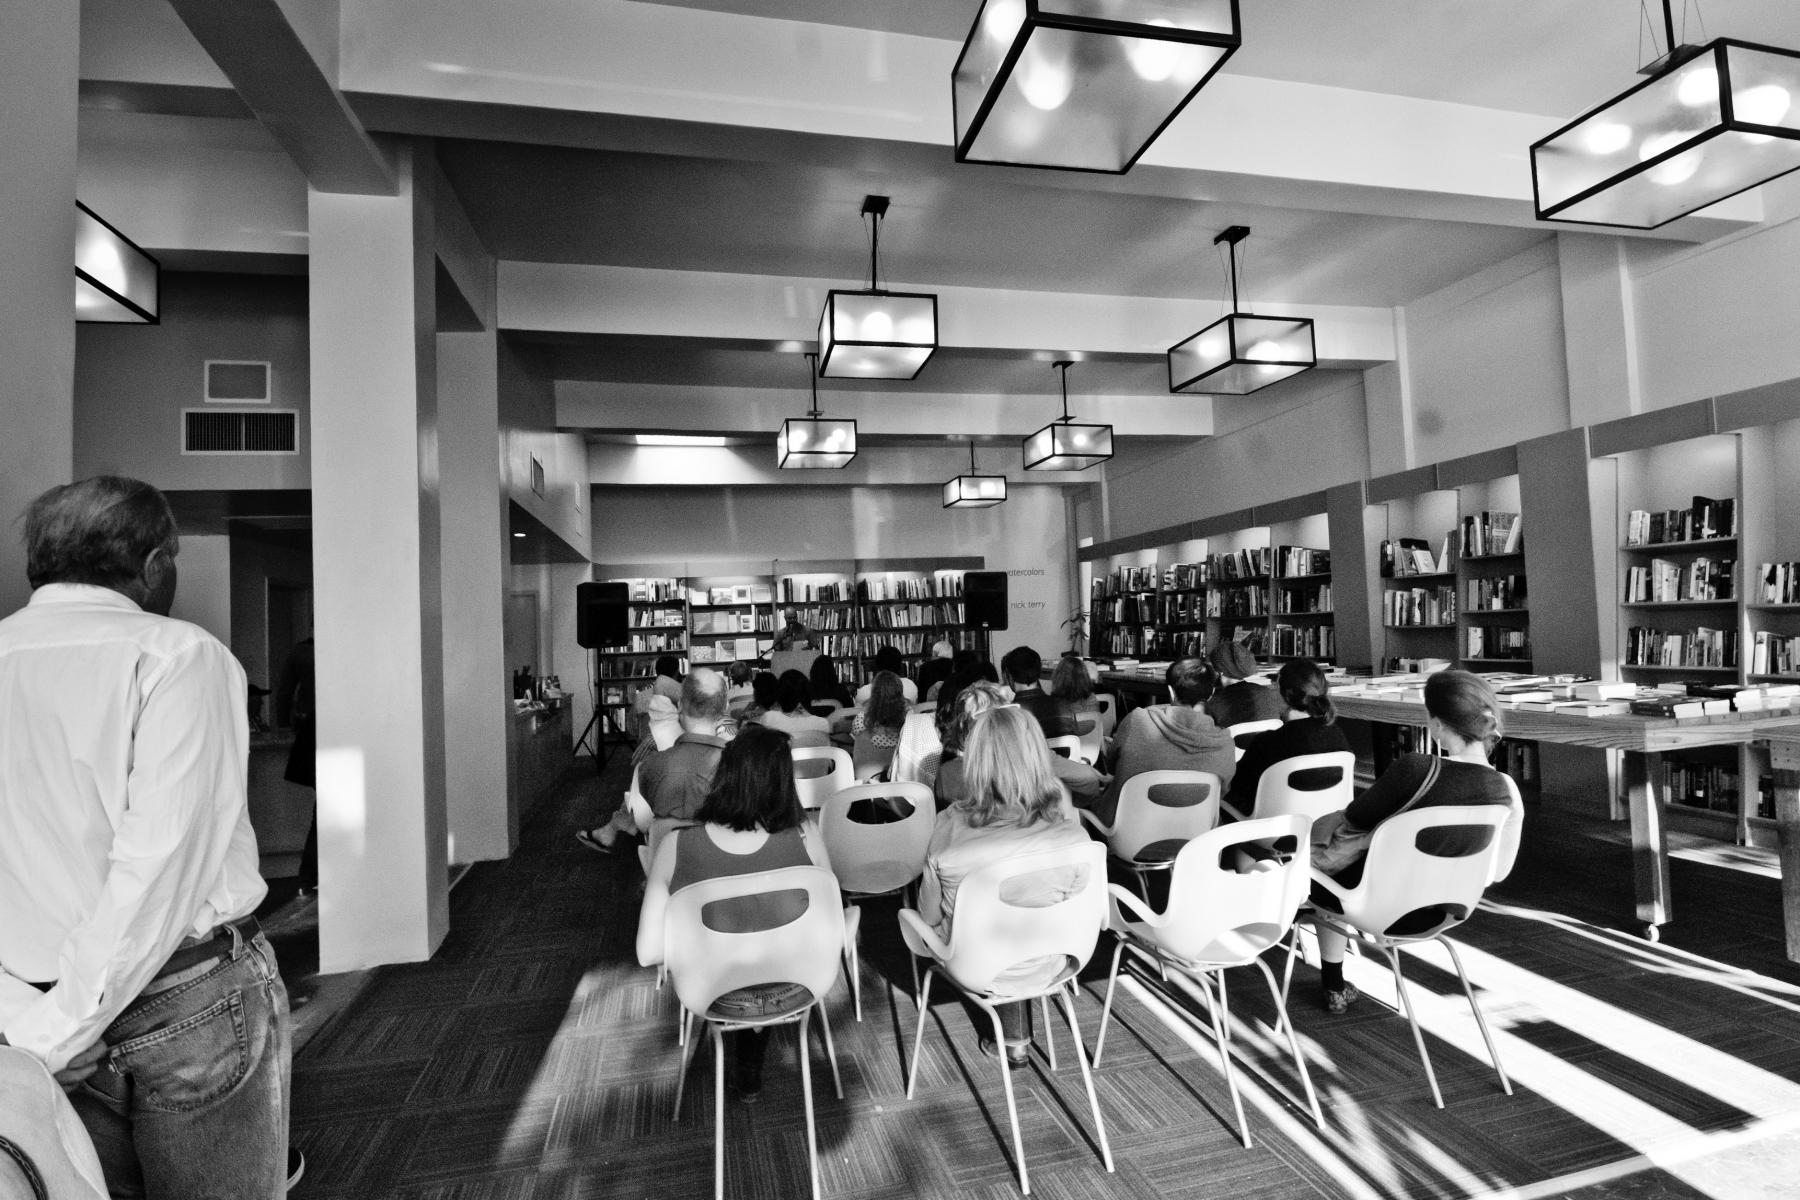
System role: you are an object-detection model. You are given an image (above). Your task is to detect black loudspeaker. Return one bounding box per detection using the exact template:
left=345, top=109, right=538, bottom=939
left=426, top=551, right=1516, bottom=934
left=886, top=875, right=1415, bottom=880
left=964, top=571, right=1009, bottom=630
left=576, top=581, right=630, bottom=649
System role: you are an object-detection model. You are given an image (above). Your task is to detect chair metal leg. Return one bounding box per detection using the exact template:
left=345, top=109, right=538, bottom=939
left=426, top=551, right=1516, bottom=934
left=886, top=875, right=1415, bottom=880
left=1384, top=944, right=1445, bottom=1109
left=987, top=1005, right=1031, bottom=1195
left=1094, top=938, right=1127, bottom=1067
left=1201, top=969, right=1250, bottom=1148
left=847, top=932, right=863, bottom=1022
left=1254, top=956, right=1325, bottom=1131
left=1039, top=994, right=1057, bottom=1070
left=713, top=1026, right=726, bottom=1200
left=1056, top=984, right=1115, bottom=1175
left=673, top=1010, right=700, bottom=1121
left=1280, top=920, right=1308, bottom=1007
left=1441, top=936, right=1512, bottom=1096
left=817, top=989, right=844, bottom=1100
left=799, top=1012, right=821, bottom=1200
left=905, top=969, right=934, bottom=1098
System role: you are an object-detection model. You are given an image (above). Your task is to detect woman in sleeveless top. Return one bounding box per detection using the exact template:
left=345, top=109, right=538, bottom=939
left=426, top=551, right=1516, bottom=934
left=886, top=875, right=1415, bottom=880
left=636, top=725, right=832, bottom=1101
left=1311, top=670, right=1516, bottom=1015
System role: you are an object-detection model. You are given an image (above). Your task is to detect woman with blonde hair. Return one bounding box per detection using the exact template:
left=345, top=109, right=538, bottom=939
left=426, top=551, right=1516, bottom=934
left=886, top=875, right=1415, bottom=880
left=917, top=705, right=1092, bottom=1063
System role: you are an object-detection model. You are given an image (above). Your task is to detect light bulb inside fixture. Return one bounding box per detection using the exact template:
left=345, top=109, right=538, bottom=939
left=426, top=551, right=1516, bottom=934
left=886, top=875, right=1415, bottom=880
left=76, top=238, right=128, bottom=296
left=983, top=0, right=1025, bottom=44
left=1736, top=83, right=1792, bottom=143
left=1017, top=40, right=1073, bottom=111
left=1676, top=64, right=1719, bottom=109
left=1246, top=339, right=1282, bottom=362
left=1124, top=21, right=1181, bottom=83
left=1639, top=130, right=1702, bottom=185
left=860, top=309, right=893, bottom=342
left=1583, top=121, right=1633, bottom=155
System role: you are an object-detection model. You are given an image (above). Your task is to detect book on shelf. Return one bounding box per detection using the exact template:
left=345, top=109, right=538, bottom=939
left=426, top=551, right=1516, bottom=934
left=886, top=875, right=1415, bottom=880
left=1624, top=626, right=1737, bottom=670
left=1572, top=680, right=1636, bottom=700
left=1628, top=694, right=1708, bottom=719
left=1273, top=546, right=1329, bottom=577
left=1624, top=496, right=1736, bottom=546
left=1758, top=562, right=1800, bottom=605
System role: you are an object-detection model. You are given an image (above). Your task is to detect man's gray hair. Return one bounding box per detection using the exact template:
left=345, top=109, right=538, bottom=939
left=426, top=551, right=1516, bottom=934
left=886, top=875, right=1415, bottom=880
left=23, top=476, right=178, bottom=590
left=681, top=667, right=729, bottom=722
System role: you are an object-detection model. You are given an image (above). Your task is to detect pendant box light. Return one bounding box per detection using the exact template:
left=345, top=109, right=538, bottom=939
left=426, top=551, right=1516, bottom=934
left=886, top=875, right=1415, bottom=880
left=818, top=195, right=938, bottom=380
left=943, top=442, right=1008, bottom=508
left=1531, top=2, right=1800, bottom=229
left=1168, top=225, right=1314, bottom=396
left=951, top=0, right=1241, bottom=173
left=75, top=202, right=160, bottom=324
left=1023, top=361, right=1113, bottom=471
left=778, top=352, right=857, bottom=469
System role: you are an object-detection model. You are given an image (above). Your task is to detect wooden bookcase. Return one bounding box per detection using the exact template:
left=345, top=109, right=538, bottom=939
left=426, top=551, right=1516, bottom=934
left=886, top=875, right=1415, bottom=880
left=593, top=576, right=686, bottom=718
left=1454, top=473, right=1530, bottom=671
left=1371, top=485, right=1459, bottom=672
left=1267, top=511, right=1333, bottom=664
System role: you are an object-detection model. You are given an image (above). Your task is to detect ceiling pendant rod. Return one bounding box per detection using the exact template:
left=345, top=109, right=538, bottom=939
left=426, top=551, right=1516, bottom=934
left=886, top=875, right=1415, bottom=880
left=969, top=441, right=978, bottom=472
left=807, top=351, right=821, bottom=416
left=867, top=207, right=881, bottom=291
left=1056, top=360, right=1072, bottom=422
left=1661, top=0, right=1677, bottom=60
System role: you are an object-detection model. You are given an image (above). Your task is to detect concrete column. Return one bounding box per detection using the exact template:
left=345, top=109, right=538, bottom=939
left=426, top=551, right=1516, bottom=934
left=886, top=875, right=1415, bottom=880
left=437, top=322, right=513, bottom=862
left=0, top=1, right=79, bottom=615
left=1557, top=233, right=1642, bottom=427
left=308, top=141, right=449, bottom=971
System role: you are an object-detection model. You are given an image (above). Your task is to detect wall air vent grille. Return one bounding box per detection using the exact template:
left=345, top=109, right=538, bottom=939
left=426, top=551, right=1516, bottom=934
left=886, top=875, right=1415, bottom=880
left=182, top=408, right=300, bottom=455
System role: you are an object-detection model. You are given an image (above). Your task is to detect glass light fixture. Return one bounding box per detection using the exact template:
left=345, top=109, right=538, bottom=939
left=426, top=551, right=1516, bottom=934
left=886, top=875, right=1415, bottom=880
left=952, top=0, right=1241, bottom=173
left=1531, top=2, right=1800, bottom=228
left=943, top=442, right=1009, bottom=508
left=778, top=351, right=857, bottom=469
left=818, top=195, right=938, bottom=380
left=75, top=202, right=159, bottom=324
left=1168, top=225, right=1315, bottom=396
left=1022, top=360, right=1113, bottom=471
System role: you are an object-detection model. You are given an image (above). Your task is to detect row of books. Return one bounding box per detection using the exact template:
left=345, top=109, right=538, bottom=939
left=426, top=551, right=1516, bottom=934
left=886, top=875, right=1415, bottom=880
left=1466, top=625, right=1528, bottom=659
left=615, top=631, right=686, bottom=654
left=1156, top=592, right=1207, bottom=625
left=1623, top=557, right=1734, bottom=603
left=1274, top=546, right=1330, bottom=577
left=696, top=584, right=773, bottom=606
left=859, top=601, right=964, bottom=629
left=594, top=655, right=662, bottom=681
left=1624, top=625, right=1737, bottom=669
left=778, top=578, right=848, bottom=602
left=1751, top=631, right=1800, bottom=677
left=856, top=572, right=966, bottom=601
left=1274, top=583, right=1331, bottom=615
left=625, top=577, right=684, bottom=603
left=691, top=610, right=759, bottom=636
left=628, top=609, right=686, bottom=629
left=1270, top=623, right=1335, bottom=659
left=1383, top=585, right=1456, bottom=627
left=1096, top=595, right=1155, bottom=624
left=689, top=638, right=769, bottom=664
left=1381, top=536, right=1453, bottom=578
left=1163, top=562, right=1207, bottom=591
left=1624, top=495, right=1736, bottom=545
left=1757, top=561, right=1800, bottom=605
left=1460, top=511, right=1522, bottom=557
left=1096, top=565, right=1159, bottom=597
left=1210, top=548, right=1273, bottom=581
left=1465, top=575, right=1526, bottom=610
left=1213, top=587, right=1268, bottom=618
left=1663, top=760, right=1741, bottom=813
left=1101, top=626, right=1206, bottom=660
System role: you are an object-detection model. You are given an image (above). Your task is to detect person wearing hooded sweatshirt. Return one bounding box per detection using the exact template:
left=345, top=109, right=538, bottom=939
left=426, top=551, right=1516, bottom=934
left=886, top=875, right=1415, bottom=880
left=1093, top=657, right=1236, bottom=824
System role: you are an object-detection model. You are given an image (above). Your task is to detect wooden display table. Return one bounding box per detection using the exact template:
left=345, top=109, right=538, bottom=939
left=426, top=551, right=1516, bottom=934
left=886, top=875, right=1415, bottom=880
left=1755, top=724, right=1800, bottom=960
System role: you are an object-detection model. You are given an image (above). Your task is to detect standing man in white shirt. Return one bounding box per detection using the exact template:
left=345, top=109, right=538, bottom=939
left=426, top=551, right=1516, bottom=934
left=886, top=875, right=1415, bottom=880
left=0, top=476, right=291, bottom=1198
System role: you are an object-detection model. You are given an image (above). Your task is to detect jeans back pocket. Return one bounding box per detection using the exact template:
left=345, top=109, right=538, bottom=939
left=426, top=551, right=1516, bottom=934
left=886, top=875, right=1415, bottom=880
left=114, top=992, right=251, bottom=1114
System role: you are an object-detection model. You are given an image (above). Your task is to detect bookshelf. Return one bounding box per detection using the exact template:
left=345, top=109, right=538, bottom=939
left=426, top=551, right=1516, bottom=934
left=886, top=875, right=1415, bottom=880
left=1455, top=474, right=1529, bottom=670
left=1373, top=485, right=1459, bottom=673
left=684, top=574, right=774, bottom=670
left=593, top=576, right=687, bottom=718
left=1206, top=526, right=1272, bottom=658
left=849, top=564, right=974, bottom=684
left=1267, top=512, right=1333, bottom=664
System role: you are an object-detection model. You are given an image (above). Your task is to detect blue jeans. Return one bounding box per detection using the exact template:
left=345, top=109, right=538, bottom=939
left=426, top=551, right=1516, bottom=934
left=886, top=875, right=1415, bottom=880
left=71, top=928, right=291, bottom=1200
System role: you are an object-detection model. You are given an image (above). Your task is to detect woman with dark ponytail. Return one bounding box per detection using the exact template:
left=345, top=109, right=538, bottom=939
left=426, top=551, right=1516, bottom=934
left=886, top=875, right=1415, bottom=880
left=1224, top=659, right=1352, bottom=813
left=1310, top=669, right=1517, bottom=1014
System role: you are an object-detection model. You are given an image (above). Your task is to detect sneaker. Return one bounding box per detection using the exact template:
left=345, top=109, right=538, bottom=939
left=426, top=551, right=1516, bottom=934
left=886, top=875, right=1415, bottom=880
left=1322, top=983, right=1360, bottom=1016
left=574, top=827, right=623, bottom=855
left=287, top=1147, right=306, bottom=1190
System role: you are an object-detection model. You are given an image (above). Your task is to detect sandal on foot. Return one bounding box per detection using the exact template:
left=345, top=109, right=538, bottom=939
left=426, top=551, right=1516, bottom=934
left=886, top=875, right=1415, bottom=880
left=1322, top=983, right=1360, bottom=1015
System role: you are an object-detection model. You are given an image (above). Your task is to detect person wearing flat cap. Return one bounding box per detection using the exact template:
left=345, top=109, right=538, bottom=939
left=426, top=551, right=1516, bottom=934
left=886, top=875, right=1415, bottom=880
left=1204, top=640, right=1285, bottom=728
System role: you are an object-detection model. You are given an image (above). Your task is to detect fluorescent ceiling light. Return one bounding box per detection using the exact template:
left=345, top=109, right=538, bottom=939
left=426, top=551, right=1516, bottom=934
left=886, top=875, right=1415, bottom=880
left=635, top=434, right=729, bottom=446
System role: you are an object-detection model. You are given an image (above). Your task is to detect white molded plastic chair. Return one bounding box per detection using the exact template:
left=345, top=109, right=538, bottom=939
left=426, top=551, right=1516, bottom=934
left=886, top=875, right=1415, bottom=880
left=912, top=700, right=937, bottom=715
left=851, top=733, right=897, bottom=782
left=1225, top=719, right=1283, bottom=762
left=1078, top=770, right=1221, bottom=898
left=819, top=781, right=935, bottom=1020
left=1223, top=751, right=1355, bottom=825
left=810, top=699, right=845, bottom=718
left=1097, top=815, right=1323, bottom=1145
left=1094, top=693, right=1118, bottom=737
left=665, top=866, right=847, bottom=1200
left=790, top=746, right=854, bottom=811
left=1293, top=802, right=1518, bottom=1109
left=1044, top=734, right=1083, bottom=761
left=1074, top=718, right=1105, bottom=769
left=898, top=842, right=1114, bottom=1194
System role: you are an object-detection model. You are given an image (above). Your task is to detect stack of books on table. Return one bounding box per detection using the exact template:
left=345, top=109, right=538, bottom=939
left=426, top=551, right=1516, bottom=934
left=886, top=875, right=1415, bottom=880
left=1686, top=681, right=1800, bottom=713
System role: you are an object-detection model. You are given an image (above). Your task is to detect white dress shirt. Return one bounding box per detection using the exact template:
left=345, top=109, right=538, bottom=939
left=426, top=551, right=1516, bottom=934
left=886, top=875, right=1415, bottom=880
left=0, top=584, right=264, bottom=1071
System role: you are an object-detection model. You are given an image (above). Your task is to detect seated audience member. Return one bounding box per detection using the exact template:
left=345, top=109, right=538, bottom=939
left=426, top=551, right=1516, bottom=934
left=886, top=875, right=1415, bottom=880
left=1002, top=645, right=1078, bottom=739
left=636, top=726, right=832, bottom=1102
left=756, top=670, right=831, bottom=742
left=739, top=671, right=778, bottom=726
left=917, top=639, right=957, bottom=701
left=1225, top=659, right=1352, bottom=815
left=809, top=653, right=854, bottom=709
left=630, top=653, right=685, bottom=739
left=851, top=670, right=910, bottom=778
left=1310, top=670, right=1518, bottom=1014
left=1097, top=657, right=1235, bottom=823
left=928, top=649, right=983, bottom=701
left=1050, top=655, right=1101, bottom=725
left=933, top=682, right=1103, bottom=812
left=725, top=660, right=756, bottom=714
left=579, top=667, right=731, bottom=853
left=918, top=705, right=1093, bottom=1064
left=1205, top=641, right=1285, bottom=728
left=855, top=645, right=919, bottom=706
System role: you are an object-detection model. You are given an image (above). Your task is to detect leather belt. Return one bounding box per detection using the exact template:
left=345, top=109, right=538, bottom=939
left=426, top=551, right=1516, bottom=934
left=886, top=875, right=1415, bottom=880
left=9, top=915, right=258, bottom=996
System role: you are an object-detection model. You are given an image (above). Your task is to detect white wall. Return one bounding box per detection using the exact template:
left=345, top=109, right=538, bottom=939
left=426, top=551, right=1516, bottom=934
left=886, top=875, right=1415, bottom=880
left=591, top=484, right=1074, bottom=656
left=170, top=533, right=231, bottom=646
